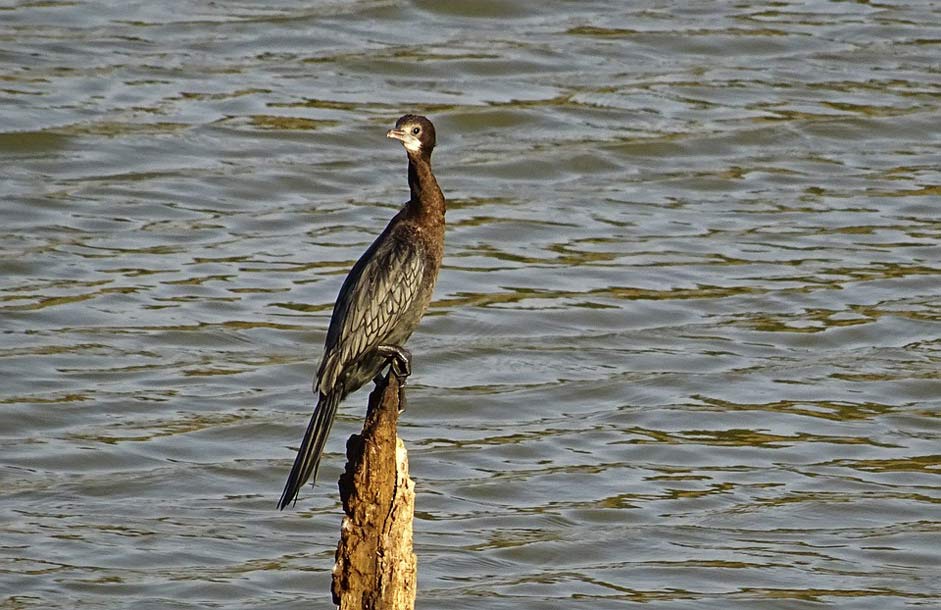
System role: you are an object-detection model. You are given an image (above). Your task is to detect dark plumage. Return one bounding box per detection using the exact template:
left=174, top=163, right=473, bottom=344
left=278, top=114, right=446, bottom=510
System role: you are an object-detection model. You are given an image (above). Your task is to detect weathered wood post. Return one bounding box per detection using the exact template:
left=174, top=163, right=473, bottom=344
left=332, top=372, right=417, bottom=610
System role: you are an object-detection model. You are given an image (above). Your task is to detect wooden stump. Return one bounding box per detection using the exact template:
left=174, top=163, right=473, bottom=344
left=332, top=373, right=417, bottom=610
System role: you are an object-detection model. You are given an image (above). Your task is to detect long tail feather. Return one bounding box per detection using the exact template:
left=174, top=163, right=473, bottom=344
left=278, top=391, right=342, bottom=510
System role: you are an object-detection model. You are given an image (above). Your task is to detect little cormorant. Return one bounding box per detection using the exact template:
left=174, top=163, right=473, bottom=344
left=278, top=114, right=446, bottom=510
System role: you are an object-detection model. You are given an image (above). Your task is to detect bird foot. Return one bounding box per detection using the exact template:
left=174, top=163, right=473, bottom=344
left=376, top=344, right=412, bottom=379
left=376, top=344, right=411, bottom=412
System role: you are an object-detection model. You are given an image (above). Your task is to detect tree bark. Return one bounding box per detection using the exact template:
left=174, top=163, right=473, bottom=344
left=332, top=373, right=416, bottom=610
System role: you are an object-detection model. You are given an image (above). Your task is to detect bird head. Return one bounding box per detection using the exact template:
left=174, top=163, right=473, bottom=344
left=386, top=114, right=436, bottom=156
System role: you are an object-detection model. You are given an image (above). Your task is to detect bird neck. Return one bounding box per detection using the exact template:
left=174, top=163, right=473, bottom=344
left=406, top=152, right=445, bottom=221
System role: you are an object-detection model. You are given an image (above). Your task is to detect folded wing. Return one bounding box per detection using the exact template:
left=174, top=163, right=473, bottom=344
left=316, top=232, right=425, bottom=394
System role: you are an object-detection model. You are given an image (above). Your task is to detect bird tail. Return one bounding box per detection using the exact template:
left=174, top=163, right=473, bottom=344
left=278, top=390, right=342, bottom=510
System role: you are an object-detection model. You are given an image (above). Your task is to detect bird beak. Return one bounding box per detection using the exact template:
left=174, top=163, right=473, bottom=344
left=386, top=128, right=407, bottom=142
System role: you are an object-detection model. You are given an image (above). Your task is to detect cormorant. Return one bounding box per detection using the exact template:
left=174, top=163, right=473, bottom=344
left=278, top=114, right=446, bottom=510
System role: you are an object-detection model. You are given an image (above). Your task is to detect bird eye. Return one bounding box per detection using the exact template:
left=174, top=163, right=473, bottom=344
left=411, top=127, right=421, bottom=135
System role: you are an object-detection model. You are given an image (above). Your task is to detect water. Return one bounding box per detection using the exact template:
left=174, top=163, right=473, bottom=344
left=2, top=1, right=940, bottom=608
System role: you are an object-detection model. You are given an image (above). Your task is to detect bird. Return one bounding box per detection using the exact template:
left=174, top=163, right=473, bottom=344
left=278, top=114, right=446, bottom=510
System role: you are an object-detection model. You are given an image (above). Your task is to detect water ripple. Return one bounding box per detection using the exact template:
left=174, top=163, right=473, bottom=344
left=2, top=1, right=940, bottom=609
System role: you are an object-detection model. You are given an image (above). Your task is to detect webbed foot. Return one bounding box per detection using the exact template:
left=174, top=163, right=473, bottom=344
left=376, top=344, right=412, bottom=412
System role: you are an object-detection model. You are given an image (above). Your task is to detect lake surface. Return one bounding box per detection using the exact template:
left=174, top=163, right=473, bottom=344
left=2, top=1, right=940, bottom=608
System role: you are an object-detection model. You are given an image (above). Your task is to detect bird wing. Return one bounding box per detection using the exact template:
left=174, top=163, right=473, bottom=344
left=316, top=231, right=425, bottom=394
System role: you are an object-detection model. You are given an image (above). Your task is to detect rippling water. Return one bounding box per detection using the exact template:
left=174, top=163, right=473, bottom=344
left=2, top=1, right=940, bottom=608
